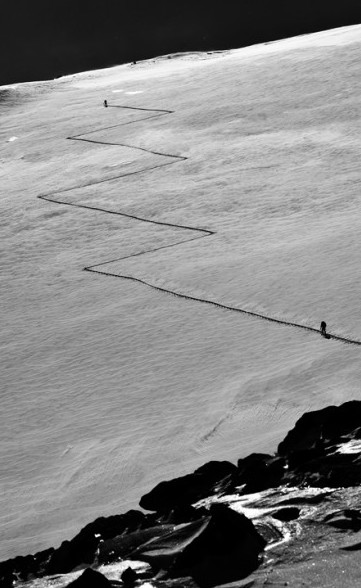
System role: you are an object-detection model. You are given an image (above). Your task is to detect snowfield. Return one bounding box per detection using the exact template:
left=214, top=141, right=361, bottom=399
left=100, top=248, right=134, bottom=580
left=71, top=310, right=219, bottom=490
left=1, top=24, right=361, bottom=559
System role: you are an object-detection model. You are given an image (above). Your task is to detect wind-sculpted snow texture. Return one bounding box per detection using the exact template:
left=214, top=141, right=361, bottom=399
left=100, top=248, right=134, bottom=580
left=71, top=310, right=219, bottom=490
left=3, top=25, right=361, bottom=562
left=38, top=104, right=361, bottom=347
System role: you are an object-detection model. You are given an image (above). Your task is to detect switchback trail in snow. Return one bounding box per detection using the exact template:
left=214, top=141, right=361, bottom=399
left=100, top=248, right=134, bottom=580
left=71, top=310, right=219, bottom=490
left=38, top=104, right=361, bottom=347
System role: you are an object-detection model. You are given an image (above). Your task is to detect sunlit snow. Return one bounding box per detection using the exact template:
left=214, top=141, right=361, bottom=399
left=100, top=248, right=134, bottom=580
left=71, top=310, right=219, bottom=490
left=1, top=24, right=361, bottom=559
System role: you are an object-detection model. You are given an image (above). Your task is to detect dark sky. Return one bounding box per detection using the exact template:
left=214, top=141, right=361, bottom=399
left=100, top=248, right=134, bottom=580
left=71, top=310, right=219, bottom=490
left=1, top=0, right=361, bottom=84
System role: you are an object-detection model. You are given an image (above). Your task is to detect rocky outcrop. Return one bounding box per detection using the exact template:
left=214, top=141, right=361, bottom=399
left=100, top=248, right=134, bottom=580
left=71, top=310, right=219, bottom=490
left=278, top=401, right=361, bottom=455
left=46, top=510, right=148, bottom=574
left=66, top=568, right=112, bottom=588
left=4, top=400, right=361, bottom=588
left=0, top=547, right=54, bottom=583
left=99, top=504, right=265, bottom=587
left=236, top=453, right=285, bottom=493
left=278, top=400, right=361, bottom=488
left=139, top=461, right=236, bottom=512
left=167, top=504, right=266, bottom=587
left=121, top=567, right=138, bottom=585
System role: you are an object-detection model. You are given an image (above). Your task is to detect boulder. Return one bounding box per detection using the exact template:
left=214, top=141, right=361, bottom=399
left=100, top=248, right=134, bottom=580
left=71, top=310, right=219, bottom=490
left=98, top=523, right=176, bottom=565
left=236, top=453, right=285, bottom=492
left=0, top=572, right=17, bottom=588
left=277, top=401, right=361, bottom=488
left=46, top=510, right=147, bottom=574
left=278, top=401, right=361, bottom=456
left=282, top=448, right=361, bottom=488
left=154, top=505, right=208, bottom=525
left=65, top=568, right=112, bottom=588
left=133, top=504, right=266, bottom=587
left=121, top=566, right=137, bottom=585
left=139, top=461, right=237, bottom=512
left=0, top=548, right=53, bottom=583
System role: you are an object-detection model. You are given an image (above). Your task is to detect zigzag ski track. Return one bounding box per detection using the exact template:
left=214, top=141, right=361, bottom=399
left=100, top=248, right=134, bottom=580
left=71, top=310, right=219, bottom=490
left=38, top=104, right=361, bottom=347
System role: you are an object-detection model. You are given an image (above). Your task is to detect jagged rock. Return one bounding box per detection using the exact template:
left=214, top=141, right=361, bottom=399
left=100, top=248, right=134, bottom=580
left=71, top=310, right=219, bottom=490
left=236, top=454, right=285, bottom=492
left=155, top=505, right=208, bottom=525
left=133, top=503, right=266, bottom=587
left=0, top=572, right=16, bottom=588
left=139, top=461, right=237, bottom=512
left=278, top=401, right=361, bottom=488
left=46, top=510, right=148, bottom=574
left=271, top=507, right=300, bottom=522
left=278, top=401, right=361, bottom=456
left=95, top=505, right=206, bottom=565
left=98, top=523, right=176, bottom=564
left=65, top=568, right=112, bottom=588
left=6, top=400, right=361, bottom=587
left=0, top=548, right=54, bottom=583
left=282, top=448, right=361, bottom=488
left=121, top=566, right=137, bottom=585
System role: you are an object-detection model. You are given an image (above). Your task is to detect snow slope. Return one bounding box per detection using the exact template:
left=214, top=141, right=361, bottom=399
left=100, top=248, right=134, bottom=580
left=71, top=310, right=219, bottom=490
left=1, top=25, right=361, bottom=559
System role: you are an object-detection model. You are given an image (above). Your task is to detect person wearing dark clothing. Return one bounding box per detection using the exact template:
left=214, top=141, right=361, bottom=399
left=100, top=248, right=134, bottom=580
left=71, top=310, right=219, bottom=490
left=320, top=321, right=327, bottom=337
left=103, top=100, right=108, bottom=107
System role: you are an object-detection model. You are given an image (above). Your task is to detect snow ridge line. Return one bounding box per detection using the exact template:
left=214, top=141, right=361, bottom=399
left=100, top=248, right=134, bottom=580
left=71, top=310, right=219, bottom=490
left=38, top=104, right=361, bottom=347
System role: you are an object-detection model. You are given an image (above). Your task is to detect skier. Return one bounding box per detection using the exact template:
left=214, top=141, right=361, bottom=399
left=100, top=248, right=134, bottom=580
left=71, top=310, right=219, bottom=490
left=103, top=100, right=108, bottom=108
left=320, top=321, right=327, bottom=337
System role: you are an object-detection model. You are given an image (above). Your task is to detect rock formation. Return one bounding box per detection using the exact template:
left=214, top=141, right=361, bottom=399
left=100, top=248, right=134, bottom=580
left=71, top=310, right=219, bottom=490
left=3, top=400, right=361, bottom=587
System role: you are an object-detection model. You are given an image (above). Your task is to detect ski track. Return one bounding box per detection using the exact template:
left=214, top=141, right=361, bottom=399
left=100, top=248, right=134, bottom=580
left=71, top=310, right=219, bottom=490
left=37, top=104, right=361, bottom=347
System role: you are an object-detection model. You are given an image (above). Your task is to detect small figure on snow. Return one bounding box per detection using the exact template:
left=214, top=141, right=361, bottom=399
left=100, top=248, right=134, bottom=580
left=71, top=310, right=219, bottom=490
left=320, top=321, right=327, bottom=337
left=103, top=99, right=108, bottom=108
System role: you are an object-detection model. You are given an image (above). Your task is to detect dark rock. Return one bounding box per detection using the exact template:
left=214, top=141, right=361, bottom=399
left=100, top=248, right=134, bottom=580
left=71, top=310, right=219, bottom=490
left=0, top=548, right=54, bottom=583
left=323, top=509, right=361, bottom=531
left=6, top=400, right=361, bottom=586
left=340, top=540, right=361, bottom=551
left=98, top=523, right=176, bottom=565
left=236, top=454, right=285, bottom=492
left=278, top=401, right=361, bottom=456
left=154, top=505, right=208, bottom=525
left=121, top=566, right=137, bottom=585
left=139, top=461, right=237, bottom=512
left=133, top=503, right=266, bottom=587
left=0, top=572, right=16, bottom=588
left=131, top=517, right=211, bottom=569
left=271, top=507, right=300, bottom=522
left=283, top=449, right=361, bottom=488
left=46, top=510, right=148, bottom=574
left=65, top=568, right=112, bottom=588
left=277, top=401, right=361, bottom=489
left=170, top=503, right=266, bottom=587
